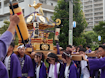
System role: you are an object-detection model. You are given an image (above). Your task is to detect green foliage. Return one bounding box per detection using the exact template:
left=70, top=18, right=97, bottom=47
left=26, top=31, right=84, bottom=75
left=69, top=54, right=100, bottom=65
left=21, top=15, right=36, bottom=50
left=52, top=0, right=87, bottom=48
left=91, top=44, right=99, bottom=51
left=82, top=31, right=98, bottom=45
left=81, top=31, right=99, bottom=50
left=73, top=36, right=86, bottom=46
left=0, top=20, right=18, bottom=45
left=52, top=0, right=69, bottom=48
left=14, top=34, right=19, bottom=45
left=0, top=20, right=10, bottom=34
left=73, top=0, right=88, bottom=37
left=93, top=21, right=105, bottom=44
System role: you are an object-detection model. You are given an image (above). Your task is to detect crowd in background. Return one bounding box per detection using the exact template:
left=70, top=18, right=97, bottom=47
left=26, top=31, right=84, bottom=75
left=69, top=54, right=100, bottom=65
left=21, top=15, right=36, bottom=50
left=1, top=41, right=105, bottom=78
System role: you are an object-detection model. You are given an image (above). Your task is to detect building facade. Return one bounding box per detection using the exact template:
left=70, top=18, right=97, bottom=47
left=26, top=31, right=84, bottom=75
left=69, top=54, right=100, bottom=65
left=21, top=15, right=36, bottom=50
left=0, top=0, right=57, bottom=27
left=81, top=0, right=105, bottom=31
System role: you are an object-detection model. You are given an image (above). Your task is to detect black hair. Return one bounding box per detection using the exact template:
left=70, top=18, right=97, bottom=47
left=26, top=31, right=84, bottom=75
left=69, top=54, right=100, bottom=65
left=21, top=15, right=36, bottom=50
left=10, top=42, right=15, bottom=48
left=61, top=49, right=65, bottom=51
left=62, top=51, right=72, bottom=59
left=41, top=53, right=45, bottom=62
left=47, top=53, right=58, bottom=62
left=67, top=45, right=72, bottom=48
left=79, top=48, right=86, bottom=52
left=76, top=46, right=82, bottom=52
left=86, top=45, right=90, bottom=48
left=35, top=52, right=45, bottom=62
left=95, top=48, right=98, bottom=51
left=99, top=45, right=105, bottom=50
left=72, top=45, right=75, bottom=47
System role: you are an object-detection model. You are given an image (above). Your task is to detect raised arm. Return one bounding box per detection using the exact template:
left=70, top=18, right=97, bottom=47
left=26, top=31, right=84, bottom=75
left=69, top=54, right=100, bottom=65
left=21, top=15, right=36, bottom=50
left=88, top=57, right=105, bottom=70
left=81, top=54, right=105, bottom=70
left=0, top=14, right=20, bottom=61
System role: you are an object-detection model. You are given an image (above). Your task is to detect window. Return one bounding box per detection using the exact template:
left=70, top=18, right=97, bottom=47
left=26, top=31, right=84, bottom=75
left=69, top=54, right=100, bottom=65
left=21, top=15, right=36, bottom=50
left=51, top=3, right=53, bottom=6
left=18, top=0, right=24, bottom=3
left=4, top=0, right=9, bottom=7
left=0, top=13, right=10, bottom=21
left=40, top=1, right=43, bottom=3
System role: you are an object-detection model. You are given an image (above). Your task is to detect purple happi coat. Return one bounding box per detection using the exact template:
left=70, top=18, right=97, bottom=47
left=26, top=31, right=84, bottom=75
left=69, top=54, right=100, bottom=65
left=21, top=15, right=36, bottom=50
left=86, top=49, right=92, bottom=53
left=18, top=55, right=34, bottom=78
left=34, top=62, right=47, bottom=78
left=0, top=61, right=8, bottom=78
left=88, top=57, right=99, bottom=78
left=74, top=61, right=81, bottom=78
left=9, top=53, right=22, bottom=78
left=88, top=57, right=105, bottom=78
left=0, top=31, right=13, bottom=61
left=64, top=61, right=78, bottom=78
left=48, top=62, right=64, bottom=78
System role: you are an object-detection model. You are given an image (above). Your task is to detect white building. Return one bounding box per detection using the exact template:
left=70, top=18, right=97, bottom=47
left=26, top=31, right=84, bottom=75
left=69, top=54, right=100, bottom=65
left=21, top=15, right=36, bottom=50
left=81, top=0, right=105, bottom=31
left=0, top=0, right=58, bottom=27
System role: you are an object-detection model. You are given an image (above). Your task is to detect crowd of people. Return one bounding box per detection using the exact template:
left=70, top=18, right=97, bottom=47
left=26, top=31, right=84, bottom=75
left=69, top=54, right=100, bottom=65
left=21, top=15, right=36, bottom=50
left=0, top=14, right=105, bottom=78
left=1, top=41, right=105, bottom=78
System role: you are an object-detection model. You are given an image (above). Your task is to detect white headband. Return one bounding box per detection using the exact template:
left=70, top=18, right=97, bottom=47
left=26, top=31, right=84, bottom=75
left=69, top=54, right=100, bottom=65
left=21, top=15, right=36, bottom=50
left=63, top=52, right=72, bottom=58
left=17, top=45, right=26, bottom=49
left=35, top=53, right=42, bottom=58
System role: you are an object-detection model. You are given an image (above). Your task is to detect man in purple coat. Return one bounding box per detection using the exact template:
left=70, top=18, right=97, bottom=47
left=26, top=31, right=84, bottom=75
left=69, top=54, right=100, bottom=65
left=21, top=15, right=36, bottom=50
left=4, top=43, right=22, bottom=78
left=0, top=14, right=20, bottom=78
left=82, top=45, right=105, bottom=78
left=85, top=45, right=92, bottom=53
left=17, top=45, right=34, bottom=78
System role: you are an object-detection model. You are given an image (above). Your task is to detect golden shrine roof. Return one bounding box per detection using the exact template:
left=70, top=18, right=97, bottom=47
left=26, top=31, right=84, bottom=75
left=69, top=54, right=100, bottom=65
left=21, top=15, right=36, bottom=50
left=26, top=1, right=61, bottom=30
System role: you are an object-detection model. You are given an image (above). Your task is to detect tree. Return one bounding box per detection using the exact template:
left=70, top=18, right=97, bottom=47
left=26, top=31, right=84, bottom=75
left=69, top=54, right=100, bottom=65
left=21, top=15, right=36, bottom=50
left=81, top=31, right=99, bottom=50
left=93, top=21, right=105, bottom=44
left=73, top=36, right=86, bottom=46
left=0, top=20, right=18, bottom=45
left=0, top=20, right=10, bottom=34
left=73, top=0, right=87, bottom=37
left=52, top=0, right=87, bottom=48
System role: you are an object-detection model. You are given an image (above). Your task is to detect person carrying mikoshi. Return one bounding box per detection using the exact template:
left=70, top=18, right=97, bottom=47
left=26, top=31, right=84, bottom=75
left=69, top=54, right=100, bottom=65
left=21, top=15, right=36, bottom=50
left=47, top=53, right=64, bottom=78
left=81, top=45, right=105, bottom=78
left=62, top=51, right=78, bottom=78
left=17, top=45, right=34, bottom=78
left=79, top=48, right=90, bottom=78
left=4, top=43, right=22, bottom=78
left=33, top=52, right=47, bottom=78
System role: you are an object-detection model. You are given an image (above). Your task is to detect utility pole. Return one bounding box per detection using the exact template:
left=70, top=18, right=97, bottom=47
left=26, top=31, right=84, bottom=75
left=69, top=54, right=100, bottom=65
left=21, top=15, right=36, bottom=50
left=69, top=0, right=73, bottom=45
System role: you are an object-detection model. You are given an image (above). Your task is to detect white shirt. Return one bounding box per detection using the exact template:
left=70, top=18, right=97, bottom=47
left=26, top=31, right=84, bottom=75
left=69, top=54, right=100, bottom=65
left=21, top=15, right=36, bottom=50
left=48, top=63, right=60, bottom=78
left=81, top=55, right=90, bottom=78
left=65, top=66, right=69, bottom=78
left=4, top=55, right=10, bottom=77
left=4, top=55, right=10, bottom=70
left=36, top=65, right=40, bottom=78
